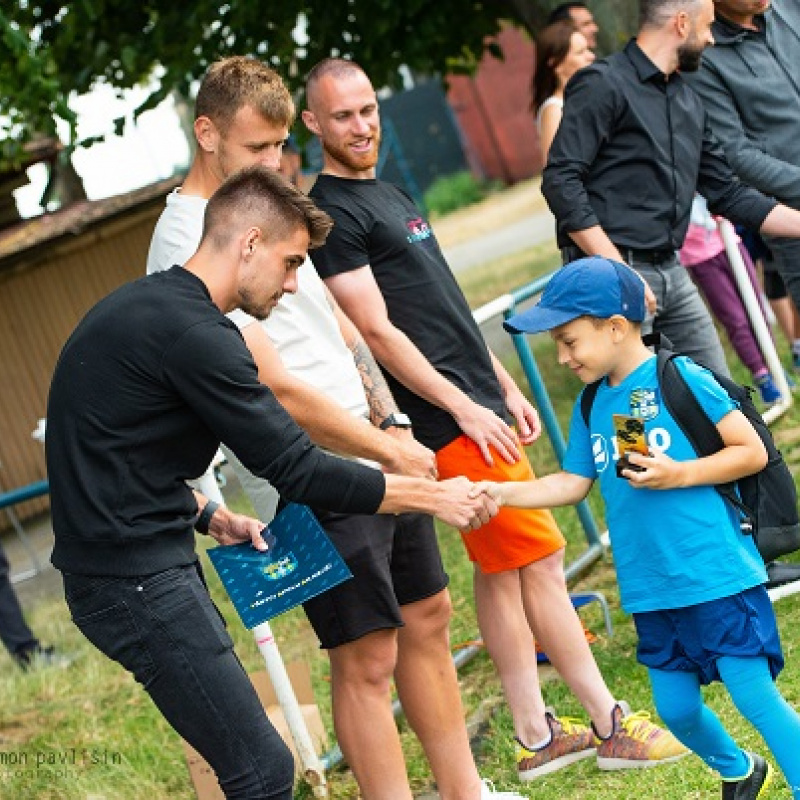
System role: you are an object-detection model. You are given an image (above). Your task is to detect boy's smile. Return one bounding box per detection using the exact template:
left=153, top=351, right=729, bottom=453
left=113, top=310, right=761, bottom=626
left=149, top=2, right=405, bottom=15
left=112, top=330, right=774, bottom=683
left=550, top=315, right=651, bottom=387
left=551, top=317, right=616, bottom=384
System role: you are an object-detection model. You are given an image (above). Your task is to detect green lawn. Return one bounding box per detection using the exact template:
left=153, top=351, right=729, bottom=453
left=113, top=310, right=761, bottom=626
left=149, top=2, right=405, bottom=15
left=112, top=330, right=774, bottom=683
left=3, top=240, right=800, bottom=799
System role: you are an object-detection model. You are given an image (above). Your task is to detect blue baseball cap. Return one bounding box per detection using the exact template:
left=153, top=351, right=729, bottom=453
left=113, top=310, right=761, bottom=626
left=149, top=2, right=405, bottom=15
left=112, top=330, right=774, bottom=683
left=503, top=257, right=646, bottom=335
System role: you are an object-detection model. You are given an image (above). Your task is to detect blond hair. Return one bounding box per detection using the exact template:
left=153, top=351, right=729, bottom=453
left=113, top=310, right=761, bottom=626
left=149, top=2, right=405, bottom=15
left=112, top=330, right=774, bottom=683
left=195, top=56, right=295, bottom=132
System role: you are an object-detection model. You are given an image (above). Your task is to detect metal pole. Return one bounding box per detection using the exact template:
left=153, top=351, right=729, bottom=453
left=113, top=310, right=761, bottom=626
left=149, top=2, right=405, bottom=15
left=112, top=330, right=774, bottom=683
left=718, top=219, right=793, bottom=423
left=198, top=466, right=328, bottom=797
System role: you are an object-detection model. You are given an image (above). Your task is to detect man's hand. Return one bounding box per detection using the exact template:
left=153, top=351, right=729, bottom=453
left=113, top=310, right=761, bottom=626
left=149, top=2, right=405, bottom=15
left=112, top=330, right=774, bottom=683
left=208, top=507, right=273, bottom=551
left=435, top=476, right=499, bottom=531
left=452, top=398, right=521, bottom=466
left=641, top=281, right=658, bottom=315
left=502, top=385, right=542, bottom=446
left=383, top=427, right=438, bottom=480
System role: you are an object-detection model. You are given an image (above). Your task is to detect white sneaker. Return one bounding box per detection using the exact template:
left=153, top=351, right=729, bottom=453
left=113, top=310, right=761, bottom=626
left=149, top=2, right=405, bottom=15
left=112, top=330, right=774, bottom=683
left=480, top=778, right=526, bottom=799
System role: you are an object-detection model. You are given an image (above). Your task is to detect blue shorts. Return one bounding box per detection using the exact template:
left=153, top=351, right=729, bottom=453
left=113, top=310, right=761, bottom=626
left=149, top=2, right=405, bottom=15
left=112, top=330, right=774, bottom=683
left=634, top=585, right=784, bottom=685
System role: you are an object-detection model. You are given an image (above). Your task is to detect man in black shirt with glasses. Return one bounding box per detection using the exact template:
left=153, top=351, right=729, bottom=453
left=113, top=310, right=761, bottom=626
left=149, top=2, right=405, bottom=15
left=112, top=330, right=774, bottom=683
left=543, top=0, right=800, bottom=377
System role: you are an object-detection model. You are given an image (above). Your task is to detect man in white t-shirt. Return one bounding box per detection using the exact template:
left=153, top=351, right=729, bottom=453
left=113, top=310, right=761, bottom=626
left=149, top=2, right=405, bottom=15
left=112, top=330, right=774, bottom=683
left=147, top=56, right=522, bottom=800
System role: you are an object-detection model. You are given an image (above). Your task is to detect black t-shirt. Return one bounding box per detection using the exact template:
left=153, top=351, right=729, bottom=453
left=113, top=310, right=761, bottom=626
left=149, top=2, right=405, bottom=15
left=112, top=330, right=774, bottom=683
left=309, top=174, right=507, bottom=451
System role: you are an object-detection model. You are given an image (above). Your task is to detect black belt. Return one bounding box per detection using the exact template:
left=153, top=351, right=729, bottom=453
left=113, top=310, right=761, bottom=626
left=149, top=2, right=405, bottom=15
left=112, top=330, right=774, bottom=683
left=562, top=244, right=677, bottom=265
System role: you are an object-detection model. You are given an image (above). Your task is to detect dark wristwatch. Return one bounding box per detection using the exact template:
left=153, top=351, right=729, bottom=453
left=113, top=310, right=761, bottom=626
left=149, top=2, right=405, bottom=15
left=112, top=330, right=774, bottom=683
left=195, top=500, right=219, bottom=535
left=379, top=412, right=413, bottom=431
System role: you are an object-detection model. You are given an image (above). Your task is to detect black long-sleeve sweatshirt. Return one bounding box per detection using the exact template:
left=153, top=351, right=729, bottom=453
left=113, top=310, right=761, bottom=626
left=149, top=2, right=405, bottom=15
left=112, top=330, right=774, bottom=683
left=46, top=267, right=385, bottom=576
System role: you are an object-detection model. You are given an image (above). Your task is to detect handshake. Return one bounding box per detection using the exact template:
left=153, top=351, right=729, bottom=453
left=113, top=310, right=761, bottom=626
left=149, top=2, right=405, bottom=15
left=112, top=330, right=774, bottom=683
left=434, top=477, right=504, bottom=532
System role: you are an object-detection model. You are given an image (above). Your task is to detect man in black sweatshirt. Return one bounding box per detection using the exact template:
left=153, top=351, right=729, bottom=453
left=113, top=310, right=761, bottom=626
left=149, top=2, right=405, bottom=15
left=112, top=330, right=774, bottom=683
left=46, top=166, right=496, bottom=800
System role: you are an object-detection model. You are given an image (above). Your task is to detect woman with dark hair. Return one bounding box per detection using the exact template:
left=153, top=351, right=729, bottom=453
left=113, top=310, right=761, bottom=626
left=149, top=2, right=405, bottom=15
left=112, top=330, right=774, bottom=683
left=531, top=20, right=594, bottom=162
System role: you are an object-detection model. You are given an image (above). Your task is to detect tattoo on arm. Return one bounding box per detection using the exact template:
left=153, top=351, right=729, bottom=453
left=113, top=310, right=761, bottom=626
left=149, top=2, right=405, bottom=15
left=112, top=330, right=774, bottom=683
left=349, top=335, right=397, bottom=427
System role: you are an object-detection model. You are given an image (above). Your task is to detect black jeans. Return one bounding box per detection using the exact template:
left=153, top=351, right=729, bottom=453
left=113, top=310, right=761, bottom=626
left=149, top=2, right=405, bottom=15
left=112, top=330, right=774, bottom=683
left=63, top=563, right=293, bottom=800
left=0, top=541, right=38, bottom=656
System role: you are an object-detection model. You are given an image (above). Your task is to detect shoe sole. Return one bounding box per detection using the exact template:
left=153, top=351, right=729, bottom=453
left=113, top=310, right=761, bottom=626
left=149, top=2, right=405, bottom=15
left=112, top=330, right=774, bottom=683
left=597, top=750, right=689, bottom=771
left=519, top=747, right=596, bottom=780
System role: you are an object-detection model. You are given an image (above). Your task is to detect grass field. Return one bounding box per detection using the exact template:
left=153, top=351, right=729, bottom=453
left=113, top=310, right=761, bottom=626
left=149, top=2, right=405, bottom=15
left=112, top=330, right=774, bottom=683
left=3, top=227, right=800, bottom=799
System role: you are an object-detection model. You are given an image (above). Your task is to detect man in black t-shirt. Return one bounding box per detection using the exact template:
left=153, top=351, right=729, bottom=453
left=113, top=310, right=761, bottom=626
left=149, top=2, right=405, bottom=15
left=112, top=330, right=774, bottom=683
left=304, top=58, right=688, bottom=782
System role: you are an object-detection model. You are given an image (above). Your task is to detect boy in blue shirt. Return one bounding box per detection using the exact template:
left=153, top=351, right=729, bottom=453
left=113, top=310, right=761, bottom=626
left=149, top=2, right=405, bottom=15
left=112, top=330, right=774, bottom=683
left=476, top=257, right=800, bottom=798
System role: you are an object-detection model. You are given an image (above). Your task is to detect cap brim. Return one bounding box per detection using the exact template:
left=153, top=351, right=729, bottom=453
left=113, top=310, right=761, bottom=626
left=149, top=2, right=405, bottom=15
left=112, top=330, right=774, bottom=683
left=503, top=306, right=580, bottom=335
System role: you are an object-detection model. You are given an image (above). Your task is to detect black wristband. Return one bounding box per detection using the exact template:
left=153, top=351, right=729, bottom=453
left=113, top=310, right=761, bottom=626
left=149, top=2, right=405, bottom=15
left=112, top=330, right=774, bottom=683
left=195, top=500, right=219, bottom=535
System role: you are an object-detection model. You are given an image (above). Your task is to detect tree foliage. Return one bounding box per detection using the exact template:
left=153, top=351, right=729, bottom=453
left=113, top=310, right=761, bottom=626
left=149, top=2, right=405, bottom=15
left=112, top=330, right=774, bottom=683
left=3, top=1, right=512, bottom=167
left=2, top=0, right=635, bottom=170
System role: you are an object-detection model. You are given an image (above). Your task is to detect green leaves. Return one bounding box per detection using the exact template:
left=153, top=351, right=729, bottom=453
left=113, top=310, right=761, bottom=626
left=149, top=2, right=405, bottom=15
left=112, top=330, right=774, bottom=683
left=1, top=1, right=515, bottom=169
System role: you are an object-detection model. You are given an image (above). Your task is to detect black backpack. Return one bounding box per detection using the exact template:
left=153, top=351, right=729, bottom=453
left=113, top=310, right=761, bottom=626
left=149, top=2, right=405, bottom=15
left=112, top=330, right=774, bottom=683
left=580, top=334, right=800, bottom=564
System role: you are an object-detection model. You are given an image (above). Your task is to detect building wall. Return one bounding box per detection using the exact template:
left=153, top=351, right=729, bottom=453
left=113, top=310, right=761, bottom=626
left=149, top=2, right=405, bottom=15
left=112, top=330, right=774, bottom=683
left=447, top=26, right=543, bottom=183
left=0, top=205, right=162, bottom=520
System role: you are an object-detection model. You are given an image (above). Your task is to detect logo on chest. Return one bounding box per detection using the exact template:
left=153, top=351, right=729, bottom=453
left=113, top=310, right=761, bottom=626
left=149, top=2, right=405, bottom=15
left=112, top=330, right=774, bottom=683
left=629, top=388, right=660, bottom=420
left=406, top=216, right=432, bottom=244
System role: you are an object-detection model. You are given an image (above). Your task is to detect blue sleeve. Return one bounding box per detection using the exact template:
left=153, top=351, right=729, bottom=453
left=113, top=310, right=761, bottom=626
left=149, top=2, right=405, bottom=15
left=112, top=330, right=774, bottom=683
left=562, top=394, right=598, bottom=479
left=673, top=357, right=738, bottom=425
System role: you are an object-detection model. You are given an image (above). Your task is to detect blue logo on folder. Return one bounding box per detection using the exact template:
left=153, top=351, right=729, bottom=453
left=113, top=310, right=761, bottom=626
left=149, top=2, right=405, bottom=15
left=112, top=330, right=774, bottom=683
left=207, top=503, right=352, bottom=628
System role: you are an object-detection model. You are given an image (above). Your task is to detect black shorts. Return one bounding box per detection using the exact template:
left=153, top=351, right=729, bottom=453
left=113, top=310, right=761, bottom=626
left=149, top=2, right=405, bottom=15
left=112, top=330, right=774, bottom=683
left=302, top=511, right=448, bottom=649
left=763, top=266, right=787, bottom=301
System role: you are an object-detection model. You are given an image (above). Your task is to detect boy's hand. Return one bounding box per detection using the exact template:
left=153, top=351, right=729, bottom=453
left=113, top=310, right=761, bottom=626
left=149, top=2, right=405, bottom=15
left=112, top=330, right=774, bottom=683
left=469, top=480, right=504, bottom=506
left=436, top=476, right=499, bottom=531
left=620, top=451, right=687, bottom=489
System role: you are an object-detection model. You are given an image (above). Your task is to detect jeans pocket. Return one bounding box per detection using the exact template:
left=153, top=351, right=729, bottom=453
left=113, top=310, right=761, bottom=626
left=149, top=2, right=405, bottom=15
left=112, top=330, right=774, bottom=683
left=71, top=601, right=158, bottom=685
left=138, top=564, right=234, bottom=655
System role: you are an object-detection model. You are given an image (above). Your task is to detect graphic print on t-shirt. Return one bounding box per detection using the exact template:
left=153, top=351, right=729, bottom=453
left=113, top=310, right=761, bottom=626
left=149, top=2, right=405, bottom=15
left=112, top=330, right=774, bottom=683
left=405, top=215, right=434, bottom=245
left=628, top=387, right=660, bottom=420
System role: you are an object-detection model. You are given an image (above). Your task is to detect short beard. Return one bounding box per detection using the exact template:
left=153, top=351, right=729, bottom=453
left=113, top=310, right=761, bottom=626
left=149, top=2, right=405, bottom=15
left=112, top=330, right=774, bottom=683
left=677, top=42, right=704, bottom=72
left=323, top=130, right=381, bottom=173
left=238, top=289, right=279, bottom=321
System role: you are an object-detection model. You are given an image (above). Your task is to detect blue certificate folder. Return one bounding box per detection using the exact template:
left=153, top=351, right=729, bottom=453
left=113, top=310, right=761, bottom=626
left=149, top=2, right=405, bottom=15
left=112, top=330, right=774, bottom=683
left=207, top=503, right=352, bottom=628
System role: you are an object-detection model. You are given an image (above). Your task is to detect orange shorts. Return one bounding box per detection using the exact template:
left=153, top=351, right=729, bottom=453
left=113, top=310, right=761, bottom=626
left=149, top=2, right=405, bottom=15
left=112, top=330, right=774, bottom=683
left=436, top=434, right=565, bottom=573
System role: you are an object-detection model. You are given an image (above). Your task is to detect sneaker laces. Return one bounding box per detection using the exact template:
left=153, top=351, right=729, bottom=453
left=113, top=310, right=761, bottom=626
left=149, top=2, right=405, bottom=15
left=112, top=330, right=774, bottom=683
left=619, top=709, right=662, bottom=743
left=556, top=715, right=590, bottom=735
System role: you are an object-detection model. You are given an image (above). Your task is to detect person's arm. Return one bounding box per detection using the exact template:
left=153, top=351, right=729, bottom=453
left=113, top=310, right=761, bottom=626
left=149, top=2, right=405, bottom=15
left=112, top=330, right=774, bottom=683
left=488, top=350, right=541, bottom=445
left=562, top=226, right=658, bottom=312
left=193, top=473, right=496, bottom=539
left=542, top=66, right=614, bottom=245
left=620, top=409, right=767, bottom=488
left=324, top=265, right=522, bottom=466
left=566, top=225, right=624, bottom=261
left=537, top=101, right=563, bottom=165
left=381, top=474, right=497, bottom=530
left=241, top=322, right=435, bottom=478
left=192, top=491, right=271, bottom=550
left=176, top=325, right=494, bottom=528
left=697, top=112, right=780, bottom=232
left=759, top=204, right=800, bottom=240
left=542, top=69, right=657, bottom=312
left=328, top=286, right=398, bottom=426
left=471, top=471, right=594, bottom=509
left=686, top=60, right=800, bottom=204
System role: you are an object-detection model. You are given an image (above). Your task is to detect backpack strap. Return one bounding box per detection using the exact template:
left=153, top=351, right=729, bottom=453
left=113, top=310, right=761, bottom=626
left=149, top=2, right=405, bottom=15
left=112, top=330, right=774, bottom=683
left=580, top=381, right=602, bottom=428
left=581, top=333, right=675, bottom=428
left=655, top=345, right=751, bottom=525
